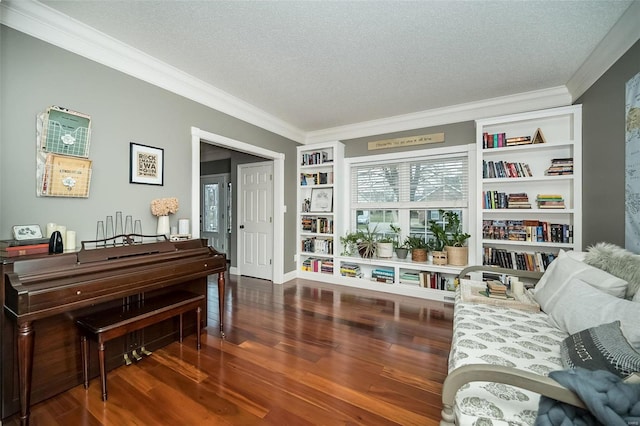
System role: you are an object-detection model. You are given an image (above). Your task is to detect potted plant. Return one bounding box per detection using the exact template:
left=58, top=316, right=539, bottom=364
left=376, top=235, right=394, bottom=258
left=340, top=226, right=378, bottom=258
left=389, top=224, right=408, bottom=259
left=428, top=216, right=449, bottom=265
left=429, top=210, right=470, bottom=266
left=442, top=210, right=470, bottom=266
left=405, top=235, right=429, bottom=262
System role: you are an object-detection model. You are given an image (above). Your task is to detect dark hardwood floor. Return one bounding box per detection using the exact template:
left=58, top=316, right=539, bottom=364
left=6, top=274, right=454, bottom=425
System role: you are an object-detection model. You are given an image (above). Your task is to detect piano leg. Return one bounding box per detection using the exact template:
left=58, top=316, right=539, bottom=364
left=218, top=271, right=226, bottom=338
left=17, top=321, right=34, bottom=426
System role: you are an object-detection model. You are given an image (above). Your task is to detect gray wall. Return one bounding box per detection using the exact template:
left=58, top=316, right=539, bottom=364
left=578, top=39, right=640, bottom=249
left=0, top=26, right=299, bottom=273
left=342, top=121, right=475, bottom=157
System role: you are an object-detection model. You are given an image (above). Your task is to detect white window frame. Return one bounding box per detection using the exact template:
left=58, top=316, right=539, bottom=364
left=342, top=143, right=476, bottom=259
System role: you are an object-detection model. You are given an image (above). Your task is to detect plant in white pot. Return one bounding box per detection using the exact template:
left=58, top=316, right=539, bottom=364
left=376, top=235, right=394, bottom=258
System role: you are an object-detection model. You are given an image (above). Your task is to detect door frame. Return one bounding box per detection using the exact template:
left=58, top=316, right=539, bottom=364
left=191, top=127, right=285, bottom=284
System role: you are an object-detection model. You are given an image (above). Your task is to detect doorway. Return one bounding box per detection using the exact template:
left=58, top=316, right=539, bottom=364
left=191, top=127, right=286, bottom=284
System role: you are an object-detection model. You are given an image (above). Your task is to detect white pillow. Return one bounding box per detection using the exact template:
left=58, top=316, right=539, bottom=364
left=534, top=249, right=628, bottom=298
left=541, top=277, right=640, bottom=350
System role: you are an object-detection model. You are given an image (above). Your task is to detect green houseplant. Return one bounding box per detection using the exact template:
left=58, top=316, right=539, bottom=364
left=389, top=225, right=409, bottom=259
left=405, top=235, right=429, bottom=262
left=429, top=210, right=471, bottom=265
left=340, top=226, right=378, bottom=258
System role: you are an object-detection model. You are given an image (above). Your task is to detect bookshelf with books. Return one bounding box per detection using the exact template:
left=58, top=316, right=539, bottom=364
left=334, top=255, right=462, bottom=302
left=476, top=105, right=582, bottom=271
left=297, top=141, right=344, bottom=278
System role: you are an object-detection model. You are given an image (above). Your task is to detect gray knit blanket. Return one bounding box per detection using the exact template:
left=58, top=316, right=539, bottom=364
left=535, top=368, right=640, bottom=426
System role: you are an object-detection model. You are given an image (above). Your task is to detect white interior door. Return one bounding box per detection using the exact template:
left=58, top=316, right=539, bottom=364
left=238, top=162, right=273, bottom=280
left=200, top=174, right=230, bottom=255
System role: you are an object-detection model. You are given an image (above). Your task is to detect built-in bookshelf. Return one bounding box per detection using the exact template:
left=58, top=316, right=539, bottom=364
left=296, top=141, right=344, bottom=279
left=334, top=255, right=461, bottom=302
left=475, top=105, right=582, bottom=272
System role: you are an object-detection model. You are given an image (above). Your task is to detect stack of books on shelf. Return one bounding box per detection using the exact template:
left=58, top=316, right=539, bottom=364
left=483, top=160, right=533, bottom=178
left=507, top=193, right=531, bottom=209
left=302, top=257, right=333, bottom=274
left=399, top=272, right=420, bottom=285
left=301, top=151, right=332, bottom=166
left=505, top=136, right=533, bottom=146
left=545, top=158, right=573, bottom=176
left=0, top=238, right=50, bottom=257
left=417, top=271, right=455, bottom=290
left=372, top=268, right=395, bottom=284
left=484, top=280, right=514, bottom=299
left=340, top=263, right=362, bottom=278
left=536, top=194, right=565, bottom=209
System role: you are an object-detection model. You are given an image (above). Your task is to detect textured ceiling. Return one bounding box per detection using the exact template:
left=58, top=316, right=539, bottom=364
left=40, top=0, right=633, bottom=133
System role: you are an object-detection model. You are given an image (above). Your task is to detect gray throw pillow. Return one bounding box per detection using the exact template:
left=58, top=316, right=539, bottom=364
left=560, top=321, right=640, bottom=378
left=584, top=242, right=640, bottom=300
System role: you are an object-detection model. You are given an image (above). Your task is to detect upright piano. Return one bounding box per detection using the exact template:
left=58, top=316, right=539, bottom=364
left=2, top=238, right=226, bottom=425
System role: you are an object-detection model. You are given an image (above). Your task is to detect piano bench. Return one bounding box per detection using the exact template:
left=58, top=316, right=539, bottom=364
left=76, top=290, right=205, bottom=401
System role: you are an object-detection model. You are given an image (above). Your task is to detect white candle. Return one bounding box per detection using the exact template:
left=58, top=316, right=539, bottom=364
left=66, top=230, right=76, bottom=251
left=178, top=218, right=190, bottom=235
left=46, top=223, right=57, bottom=237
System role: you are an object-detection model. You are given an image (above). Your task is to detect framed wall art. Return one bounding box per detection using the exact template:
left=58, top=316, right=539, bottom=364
left=310, top=188, right=333, bottom=212
left=129, top=142, right=164, bottom=186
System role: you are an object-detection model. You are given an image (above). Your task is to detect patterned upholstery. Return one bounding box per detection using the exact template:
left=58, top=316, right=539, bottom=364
left=449, top=286, right=568, bottom=425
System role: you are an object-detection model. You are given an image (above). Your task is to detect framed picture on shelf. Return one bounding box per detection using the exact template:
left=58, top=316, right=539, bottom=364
left=129, top=142, right=164, bottom=185
left=310, top=188, right=333, bottom=212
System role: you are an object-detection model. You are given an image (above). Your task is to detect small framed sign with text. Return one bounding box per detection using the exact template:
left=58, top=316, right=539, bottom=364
left=129, top=142, right=164, bottom=186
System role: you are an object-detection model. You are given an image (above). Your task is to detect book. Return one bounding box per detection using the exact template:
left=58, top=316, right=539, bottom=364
left=0, top=238, right=50, bottom=249
left=1, top=243, right=50, bottom=257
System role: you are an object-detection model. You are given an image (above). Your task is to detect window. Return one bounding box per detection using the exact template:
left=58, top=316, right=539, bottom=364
left=349, top=148, right=470, bottom=246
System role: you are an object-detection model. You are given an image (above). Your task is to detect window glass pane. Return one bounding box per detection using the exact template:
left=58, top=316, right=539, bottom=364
left=409, top=209, right=464, bottom=244
left=356, top=209, right=399, bottom=234
left=203, top=183, right=219, bottom=232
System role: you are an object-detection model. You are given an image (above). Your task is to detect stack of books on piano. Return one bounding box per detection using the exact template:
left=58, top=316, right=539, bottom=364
left=0, top=238, right=50, bottom=257
left=484, top=280, right=514, bottom=299
left=536, top=194, right=565, bottom=209
left=545, top=158, right=573, bottom=175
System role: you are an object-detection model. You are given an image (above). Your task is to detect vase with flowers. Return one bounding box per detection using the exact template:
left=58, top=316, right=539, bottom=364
left=151, top=197, right=179, bottom=239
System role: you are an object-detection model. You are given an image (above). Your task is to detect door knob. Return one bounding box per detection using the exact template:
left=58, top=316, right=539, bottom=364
left=239, top=225, right=244, bottom=229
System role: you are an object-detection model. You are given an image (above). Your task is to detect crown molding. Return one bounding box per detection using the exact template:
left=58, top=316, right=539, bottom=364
left=0, top=0, right=306, bottom=143
left=566, top=0, right=640, bottom=101
left=304, top=87, right=572, bottom=144
left=2, top=1, right=635, bottom=146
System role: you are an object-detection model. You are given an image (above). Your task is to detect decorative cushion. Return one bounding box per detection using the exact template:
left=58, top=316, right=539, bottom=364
left=560, top=321, right=640, bottom=378
left=534, top=249, right=628, bottom=298
left=584, top=242, right=640, bottom=300
left=539, top=277, right=640, bottom=350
